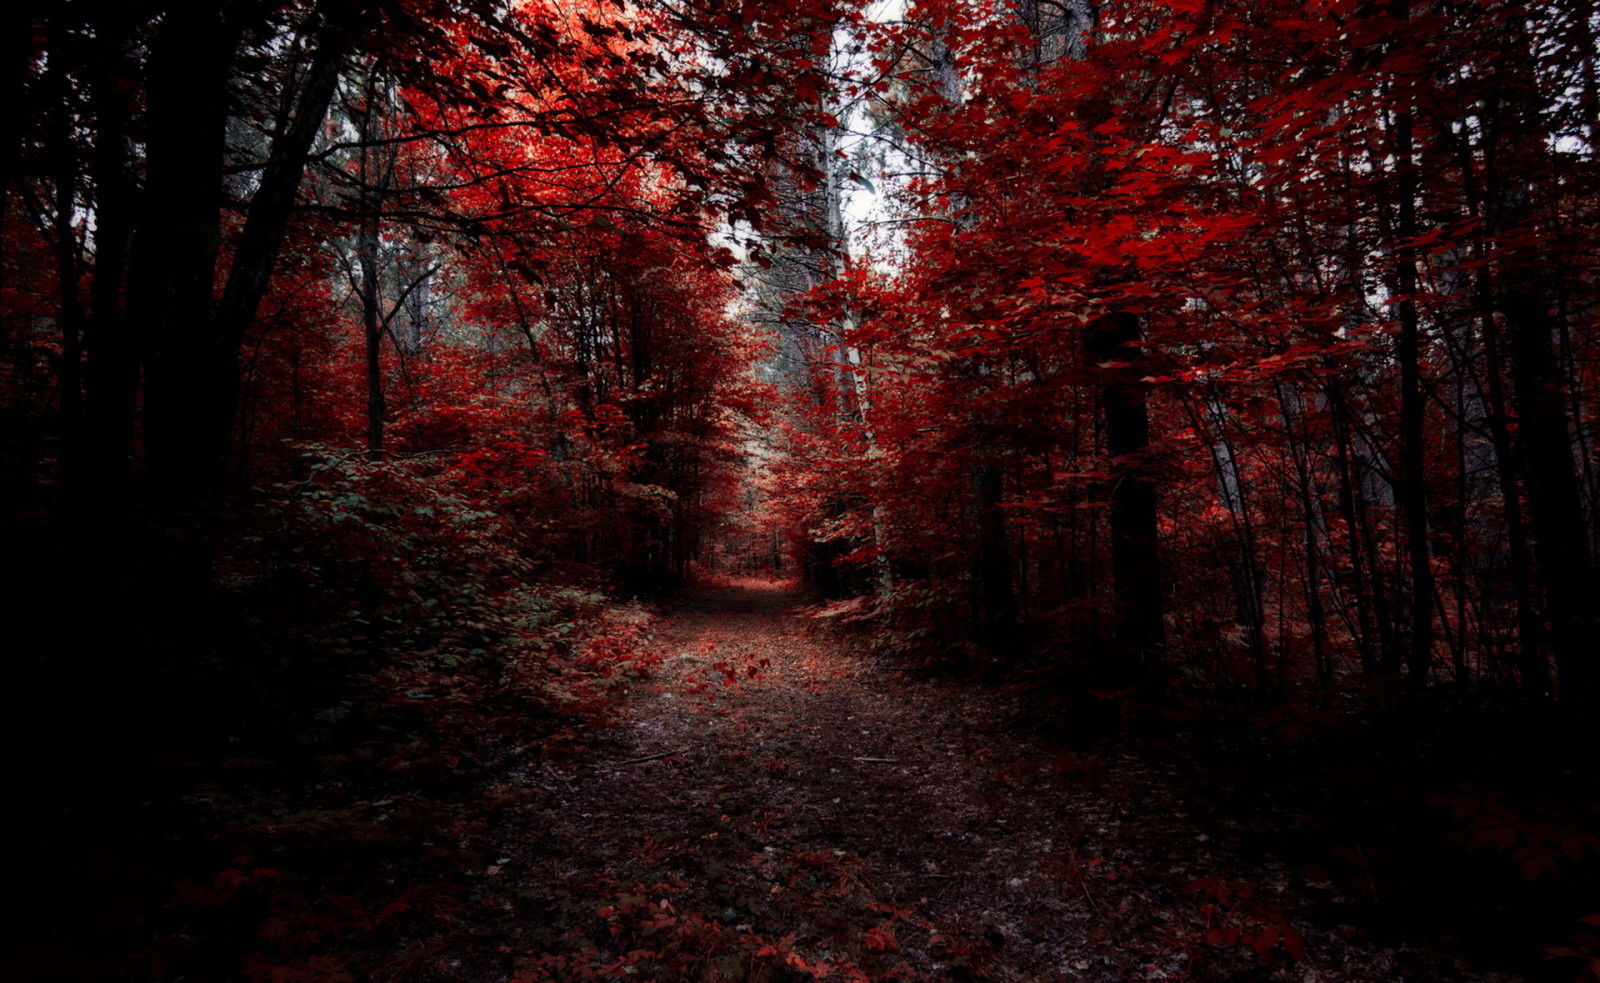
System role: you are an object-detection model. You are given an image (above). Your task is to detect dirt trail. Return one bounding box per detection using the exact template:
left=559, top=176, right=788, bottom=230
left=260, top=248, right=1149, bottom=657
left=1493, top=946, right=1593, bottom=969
left=608, top=581, right=1095, bottom=973
left=468, top=580, right=1510, bottom=982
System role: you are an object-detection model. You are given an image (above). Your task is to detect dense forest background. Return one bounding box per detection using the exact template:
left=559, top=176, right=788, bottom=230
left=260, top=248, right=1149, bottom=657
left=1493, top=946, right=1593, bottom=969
left=2, top=0, right=1596, bottom=979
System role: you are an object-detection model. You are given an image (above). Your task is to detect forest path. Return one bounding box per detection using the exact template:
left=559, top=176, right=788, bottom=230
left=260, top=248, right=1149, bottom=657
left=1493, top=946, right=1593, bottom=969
left=596, top=580, right=1096, bottom=976
left=484, top=578, right=1115, bottom=980
left=471, top=581, right=1505, bottom=982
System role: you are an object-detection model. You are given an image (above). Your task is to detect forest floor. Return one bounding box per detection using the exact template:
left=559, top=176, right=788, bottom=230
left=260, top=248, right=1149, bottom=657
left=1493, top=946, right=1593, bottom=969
left=16, top=577, right=1597, bottom=983
left=433, top=579, right=1588, bottom=983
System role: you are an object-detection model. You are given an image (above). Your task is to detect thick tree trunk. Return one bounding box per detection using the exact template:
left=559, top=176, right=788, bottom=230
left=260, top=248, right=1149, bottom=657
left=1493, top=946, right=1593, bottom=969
left=1479, top=34, right=1597, bottom=704
left=1021, top=0, right=1163, bottom=670
left=973, top=460, right=1016, bottom=637
left=1503, top=285, right=1597, bottom=705
left=1089, top=310, right=1165, bottom=666
left=1476, top=273, right=1547, bottom=696
left=130, top=4, right=239, bottom=501
left=136, top=1, right=351, bottom=497
left=84, top=29, right=139, bottom=499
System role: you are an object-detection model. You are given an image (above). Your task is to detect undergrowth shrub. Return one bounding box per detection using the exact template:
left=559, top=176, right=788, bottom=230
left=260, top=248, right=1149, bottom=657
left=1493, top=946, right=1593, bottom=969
left=105, top=447, right=665, bottom=982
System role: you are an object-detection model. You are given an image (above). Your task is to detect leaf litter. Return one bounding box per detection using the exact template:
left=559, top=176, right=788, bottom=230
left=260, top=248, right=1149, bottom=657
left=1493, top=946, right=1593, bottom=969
left=434, top=579, right=1532, bottom=982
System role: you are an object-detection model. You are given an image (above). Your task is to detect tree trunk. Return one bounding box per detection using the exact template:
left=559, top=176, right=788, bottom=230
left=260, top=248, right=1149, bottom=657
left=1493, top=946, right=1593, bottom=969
left=1479, top=28, right=1598, bottom=705
left=1190, top=395, right=1266, bottom=686
left=360, top=202, right=384, bottom=461
left=973, top=460, right=1016, bottom=637
left=1090, top=310, right=1165, bottom=666
left=1385, top=66, right=1437, bottom=689
left=0, top=0, right=35, bottom=294
left=1327, top=381, right=1380, bottom=676
left=1503, top=285, right=1597, bottom=705
left=84, top=27, right=139, bottom=499
left=130, top=3, right=239, bottom=501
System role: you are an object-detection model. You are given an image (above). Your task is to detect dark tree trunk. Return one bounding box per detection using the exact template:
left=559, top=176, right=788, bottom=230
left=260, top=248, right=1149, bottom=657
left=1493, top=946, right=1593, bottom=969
left=1387, top=76, right=1437, bottom=689
left=134, top=1, right=351, bottom=498
left=1443, top=108, right=1549, bottom=696
left=1503, top=285, right=1597, bottom=705
left=44, top=21, right=86, bottom=488
left=1476, top=275, right=1547, bottom=696
left=973, top=459, right=1016, bottom=638
left=1328, top=381, right=1380, bottom=676
left=1089, top=310, right=1165, bottom=667
left=0, top=0, right=35, bottom=293
left=129, top=3, right=239, bottom=501
left=84, top=23, right=139, bottom=499
left=360, top=202, right=384, bottom=461
left=1480, top=32, right=1598, bottom=705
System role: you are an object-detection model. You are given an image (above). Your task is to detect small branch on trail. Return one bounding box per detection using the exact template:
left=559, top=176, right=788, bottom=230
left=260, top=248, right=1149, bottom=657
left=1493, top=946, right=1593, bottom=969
left=852, top=756, right=899, bottom=763
left=540, top=761, right=575, bottom=789
left=613, top=748, right=687, bottom=767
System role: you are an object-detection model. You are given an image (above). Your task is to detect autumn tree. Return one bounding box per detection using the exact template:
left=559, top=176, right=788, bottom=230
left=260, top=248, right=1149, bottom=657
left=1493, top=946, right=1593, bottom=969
left=769, top=0, right=1596, bottom=703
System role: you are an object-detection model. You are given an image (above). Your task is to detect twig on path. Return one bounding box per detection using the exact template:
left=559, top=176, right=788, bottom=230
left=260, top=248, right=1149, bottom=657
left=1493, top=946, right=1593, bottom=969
left=852, top=756, right=899, bottom=764
left=543, top=762, right=574, bottom=787
left=613, top=748, right=688, bottom=767
left=1081, top=882, right=1102, bottom=915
